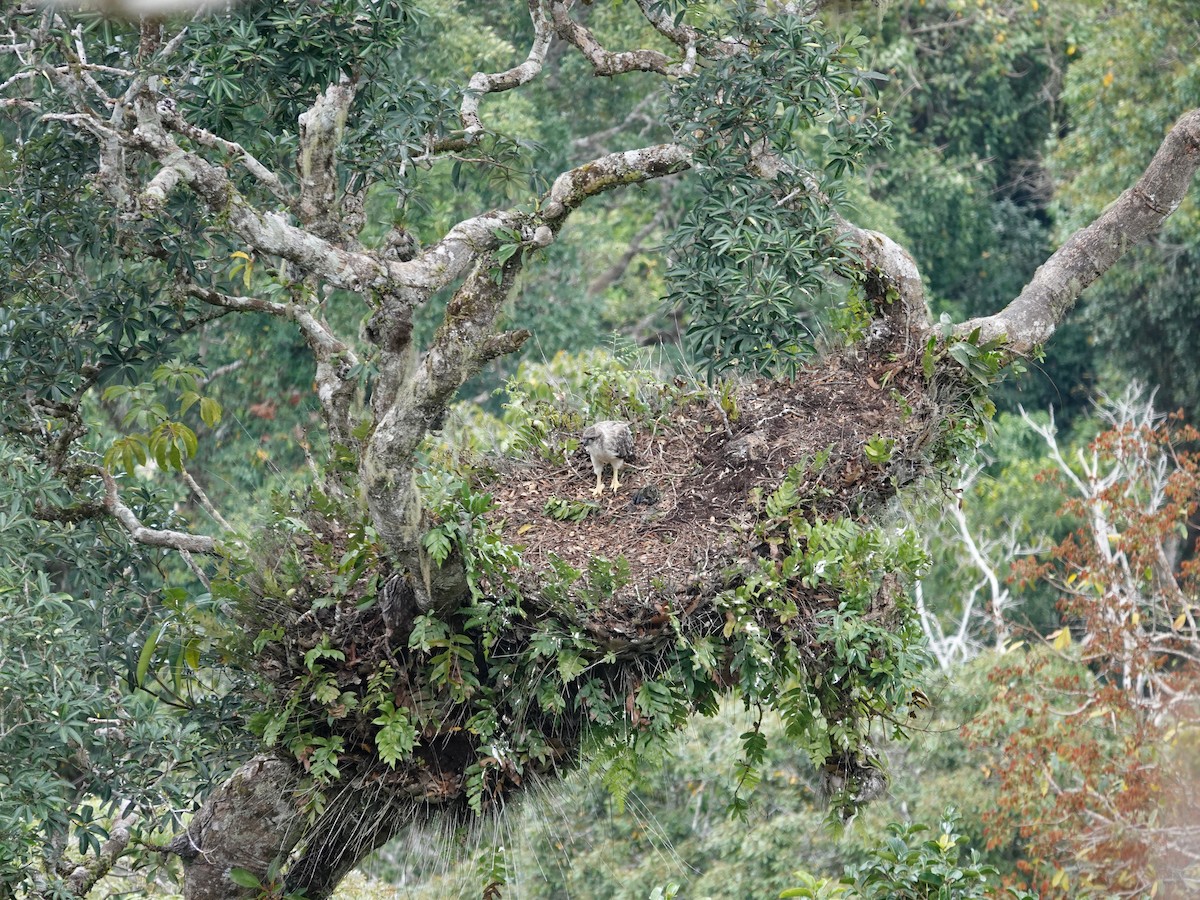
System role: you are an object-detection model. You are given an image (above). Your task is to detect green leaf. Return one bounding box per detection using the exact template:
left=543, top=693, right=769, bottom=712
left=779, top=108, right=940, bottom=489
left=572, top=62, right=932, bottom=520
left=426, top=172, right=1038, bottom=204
left=135, top=624, right=162, bottom=687
left=178, top=390, right=201, bottom=417
left=557, top=651, right=587, bottom=684
left=228, top=868, right=262, bottom=888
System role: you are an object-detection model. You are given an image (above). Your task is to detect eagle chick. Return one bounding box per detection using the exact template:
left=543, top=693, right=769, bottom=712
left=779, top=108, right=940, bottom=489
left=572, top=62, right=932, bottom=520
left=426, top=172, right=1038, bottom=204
left=581, top=421, right=635, bottom=496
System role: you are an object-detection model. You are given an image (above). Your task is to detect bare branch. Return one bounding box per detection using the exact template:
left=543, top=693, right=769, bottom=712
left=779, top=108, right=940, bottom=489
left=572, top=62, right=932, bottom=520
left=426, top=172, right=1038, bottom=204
left=185, top=284, right=359, bottom=448
left=456, top=0, right=552, bottom=142
left=571, top=92, right=660, bottom=157
left=197, top=359, right=245, bottom=388
left=131, top=109, right=389, bottom=291
left=541, top=142, right=691, bottom=220
left=959, top=108, right=1200, bottom=353
left=156, top=102, right=293, bottom=210
left=101, top=469, right=218, bottom=554
left=588, top=181, right=671, bottom=297
left=550, top=5, right=668, bottom=76
left=181, top=466, right=234, bottom=533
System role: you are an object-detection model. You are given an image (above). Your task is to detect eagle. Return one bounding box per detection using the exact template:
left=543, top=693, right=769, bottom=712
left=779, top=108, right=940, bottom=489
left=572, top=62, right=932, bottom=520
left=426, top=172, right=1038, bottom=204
left=581, top=420, right=635, bottom=496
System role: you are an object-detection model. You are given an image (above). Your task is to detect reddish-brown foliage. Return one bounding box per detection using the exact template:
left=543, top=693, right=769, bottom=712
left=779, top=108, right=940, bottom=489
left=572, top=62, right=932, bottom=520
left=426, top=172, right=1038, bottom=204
left=967, top=411, right=1200, bottom=897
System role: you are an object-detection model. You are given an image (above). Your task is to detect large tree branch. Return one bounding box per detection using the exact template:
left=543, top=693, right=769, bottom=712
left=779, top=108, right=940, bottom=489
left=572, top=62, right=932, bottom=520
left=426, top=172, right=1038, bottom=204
left=132, top=106, right=389, bottom=292
left=155, top=101, right=293, bottom=210
left=540, top=142, right=691, bottom=220
left=959, top=108, right=1200, bottom=354
left=362, top=254, right=531, bottom=608
left=167, top=754, right=302, bottom=900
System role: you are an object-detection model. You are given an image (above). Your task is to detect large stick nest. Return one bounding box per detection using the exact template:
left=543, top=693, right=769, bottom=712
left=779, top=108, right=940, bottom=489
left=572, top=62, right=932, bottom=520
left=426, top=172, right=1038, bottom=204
left=243, top=302, right=955, bottom=823
left=487, top=315, right=939, bottom=643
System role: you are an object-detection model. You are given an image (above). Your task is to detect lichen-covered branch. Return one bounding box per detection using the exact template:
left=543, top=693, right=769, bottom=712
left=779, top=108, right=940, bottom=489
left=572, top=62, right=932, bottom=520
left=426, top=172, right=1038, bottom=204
left=297, top=76, right=356, bottom=240
left=362, top=254, right=530, bottom=608
left=166, top=755, right=303, bottom=900
left=958, top=107, right=1200, bottom=354
left=833, top=209, right=929, bottom=328
left=64, top=810, right=138, bottom=897
left=456, top=0, right=552, bottom=142
left=541, top=142, right=692, bottom=220
left=132, top=108, right=389, bottom=291
left=156, top=101, right=293, bottom=210
left=549, top=1, right=676, bottom=76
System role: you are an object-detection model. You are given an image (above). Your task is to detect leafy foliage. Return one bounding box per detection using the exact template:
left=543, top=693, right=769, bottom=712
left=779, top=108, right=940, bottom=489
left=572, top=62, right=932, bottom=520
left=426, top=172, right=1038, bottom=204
left=0, top=441, right=248, bottom=894
left=666, top=3, right=888, bottom=378
left=784, top=809, right=1033, bottom=900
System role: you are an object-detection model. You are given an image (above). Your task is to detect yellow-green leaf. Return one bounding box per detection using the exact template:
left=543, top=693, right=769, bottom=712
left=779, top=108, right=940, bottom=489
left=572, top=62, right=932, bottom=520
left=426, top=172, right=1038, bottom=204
left=179, top=390, right=201, bottom=417
left=199, top=396, right=222, bottom=427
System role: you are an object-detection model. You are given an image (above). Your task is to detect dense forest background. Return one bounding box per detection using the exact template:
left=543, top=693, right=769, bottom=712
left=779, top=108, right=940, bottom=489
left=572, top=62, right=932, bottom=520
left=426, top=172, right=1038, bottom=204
left=2, top=1, right=1199, bottom=898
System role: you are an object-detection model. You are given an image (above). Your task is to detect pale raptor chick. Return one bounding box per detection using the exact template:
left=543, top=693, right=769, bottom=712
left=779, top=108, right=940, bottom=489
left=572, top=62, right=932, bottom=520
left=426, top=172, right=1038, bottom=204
left=581, top=421, right=635, bottom=496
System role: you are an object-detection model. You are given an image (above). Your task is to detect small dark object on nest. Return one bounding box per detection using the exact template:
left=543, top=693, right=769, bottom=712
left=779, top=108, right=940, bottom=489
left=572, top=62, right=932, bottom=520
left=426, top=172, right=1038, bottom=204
left=630, top=485, right=660, bottom=506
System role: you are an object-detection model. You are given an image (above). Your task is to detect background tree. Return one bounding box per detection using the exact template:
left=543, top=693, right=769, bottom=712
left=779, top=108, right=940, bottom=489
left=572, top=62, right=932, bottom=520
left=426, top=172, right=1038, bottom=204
left=967, top=390, right=1200, bottom=897
left=3, top=1, right=1200, bottom=898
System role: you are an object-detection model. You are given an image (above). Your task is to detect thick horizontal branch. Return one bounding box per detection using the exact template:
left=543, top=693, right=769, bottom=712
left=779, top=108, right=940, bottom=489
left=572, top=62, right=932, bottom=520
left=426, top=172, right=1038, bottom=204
left=541, top=143, right=691, bottom=219
left=959, top=107, right=1200, bottom=354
